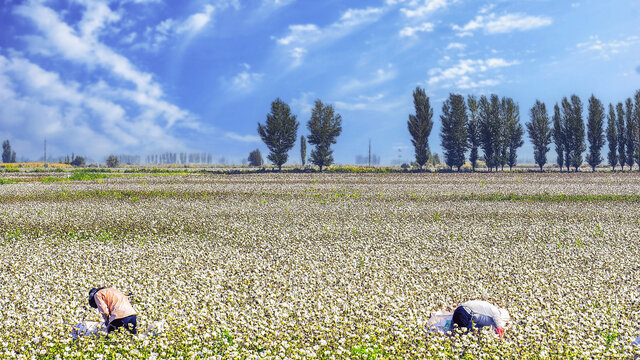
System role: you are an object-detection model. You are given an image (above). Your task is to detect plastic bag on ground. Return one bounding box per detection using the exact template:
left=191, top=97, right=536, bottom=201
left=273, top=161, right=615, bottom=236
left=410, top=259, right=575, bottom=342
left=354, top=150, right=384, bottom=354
left=633, top=335, right=640, bottom=347
left=426, top=310, right=454, bottom=333
left=71, top=321, right=107, bottom=339
left=143, top=320, right=167, bottom=337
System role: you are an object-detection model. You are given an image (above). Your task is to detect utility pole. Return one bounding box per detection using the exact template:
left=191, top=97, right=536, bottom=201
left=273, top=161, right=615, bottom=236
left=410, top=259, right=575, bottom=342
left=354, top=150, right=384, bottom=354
left=368, top=139, right=371, bottom=167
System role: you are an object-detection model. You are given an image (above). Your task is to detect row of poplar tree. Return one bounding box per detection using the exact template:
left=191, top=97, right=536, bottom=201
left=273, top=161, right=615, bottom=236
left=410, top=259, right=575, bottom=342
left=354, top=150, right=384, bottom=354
left=409, top=87, right=640, bottom=171
left=257, top=98, right=342, bottom=171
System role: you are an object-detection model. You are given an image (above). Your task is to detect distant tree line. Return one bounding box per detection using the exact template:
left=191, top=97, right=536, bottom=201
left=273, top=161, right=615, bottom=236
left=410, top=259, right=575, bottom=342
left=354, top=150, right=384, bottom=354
left=58, top=153, right=86, bottom=166
left=355, top=154, right=380, bottom=165
left=408, top=87, right=640, bottom=172
left=145, top=152, right=213, bottom=165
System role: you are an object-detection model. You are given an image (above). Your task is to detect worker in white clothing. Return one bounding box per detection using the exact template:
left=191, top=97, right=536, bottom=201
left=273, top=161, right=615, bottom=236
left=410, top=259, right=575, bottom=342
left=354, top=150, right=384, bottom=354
left=451, top=300, right=509, bottom=337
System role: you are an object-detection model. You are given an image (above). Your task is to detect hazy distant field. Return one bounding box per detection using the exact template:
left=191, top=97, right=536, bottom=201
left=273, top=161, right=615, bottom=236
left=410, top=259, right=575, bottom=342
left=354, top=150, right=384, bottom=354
left=1, top=172, right=639, bottom=358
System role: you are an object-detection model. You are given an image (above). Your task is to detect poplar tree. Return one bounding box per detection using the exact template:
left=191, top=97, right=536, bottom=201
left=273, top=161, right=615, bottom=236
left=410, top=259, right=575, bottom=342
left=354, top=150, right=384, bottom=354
left=552, top=104, right=564, bottom=171
left=569, top=95, right=586, bottom=172
left=2, top=140, right=13, bottom=163
left=407, top=87, right=434, bottom=169
left=440, top=93, right=468, bottom=171
left=615, top=102, right=626, bottom=170
left=498, top=98, right=512, bottom=171
left=502, top=98, right=524, bottom=171
left=479, top=94, right=501, bottom=171
left=625, top=98, right=635, bottom=170
left=526, top=100, right=552, bottom=171
left=586, top=95, right=605, bottom=172
left=300, top=135, right=307, bottom=166
left=561, top=95, right=585, bottom=172
left=307, top=100, right=342, bottom=171
left=257, top=98, right=299, bottom=171
left=606, top=104, right=618, bottom=170
left=560, top=98, right=573, bottom=171
left=467, top=95, right=481, bottom=171
left=248, top=149, right=264, bottom=167
left=634, top=90, right=640, bottom=170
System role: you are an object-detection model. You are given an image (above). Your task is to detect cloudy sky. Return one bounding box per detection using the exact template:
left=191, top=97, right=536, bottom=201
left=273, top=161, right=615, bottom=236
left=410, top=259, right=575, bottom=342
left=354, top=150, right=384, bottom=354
left=1, top=0, right=639, bottom=164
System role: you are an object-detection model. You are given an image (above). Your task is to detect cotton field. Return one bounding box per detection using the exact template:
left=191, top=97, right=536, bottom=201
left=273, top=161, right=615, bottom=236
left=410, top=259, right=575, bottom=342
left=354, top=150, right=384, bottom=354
left=0, top=172, right=639, bottom=359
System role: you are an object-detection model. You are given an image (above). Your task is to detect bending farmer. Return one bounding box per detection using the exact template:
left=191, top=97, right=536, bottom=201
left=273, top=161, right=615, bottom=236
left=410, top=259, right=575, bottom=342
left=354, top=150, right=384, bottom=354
left=452, top=300, right=509, bottom=337
left=88, top=287, right=138, bottom=334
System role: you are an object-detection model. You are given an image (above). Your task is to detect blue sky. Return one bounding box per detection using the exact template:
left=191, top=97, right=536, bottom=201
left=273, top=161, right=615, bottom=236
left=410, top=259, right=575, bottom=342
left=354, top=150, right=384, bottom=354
left=1, top=0, right=639, bottom=164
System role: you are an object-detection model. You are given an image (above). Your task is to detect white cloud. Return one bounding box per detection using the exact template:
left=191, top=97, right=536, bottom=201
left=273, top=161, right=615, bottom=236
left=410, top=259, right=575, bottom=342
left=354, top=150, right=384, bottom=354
left=399, top=0, right=449, bottom=18
left=428, top=57, right=518, bottom=88
left=177, top=4, right=215, bottom=34
left=262, top=0, right=296, bottom=7
left=225, top=64, right=264, bottom=94
left=338, top=65, right=397, bottom=94
left=453, top=13, right=552, bottom=35
left=291, top=92, right=315, bottom=116
left=276, top=24, right=321, bottom=46
left=225, top=132, right=261, bottom=143
left=139, top=4, right=220, bottom=51
left=399, top=22, right=434, bottom=37
left=7, top=1, right=197, bottom=159
left=289, top=47, right=307, bottom=68
left=274, top=7, right=385, bottom=66
left=16, top=4, right=160, bottom=97
left=334, top=93, right=404, bottom=112
left=0, top=54, right=184, bottom=159
left=446, top=42, right=466, bottom=50
left=576, top=35, right=640, bottom=60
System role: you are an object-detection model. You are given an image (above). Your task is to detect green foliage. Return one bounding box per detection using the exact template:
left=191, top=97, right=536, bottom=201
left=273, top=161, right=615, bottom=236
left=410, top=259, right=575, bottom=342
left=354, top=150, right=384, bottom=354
left=440, top=93, right=468, bottom=171
left=69, top=171, right=111, bottom=181
left=300, top=135, right=306, bottom=166
left=552, top=104, right=565, bottom=171
left=503, top=98, right=524, bottom=170
left=467, top=95, right=481, bottom=171
left=615, top=102, right=626, bottom=170
left=2, top=140, right=16, bottom=163
left=586, top=95, right=605, bottom=171
left=106, top=155, right=119, bottom=168
left=561, top=95, right=586, bottom=172
left=307, top=99, right=342, bottom=171
left=407, top=87, right=434, bottom=169
left=526, top=100, right=552, bottom=171
left=479, top=94, right=502, bottom=171
left=257, top=98, right=299, bottom=170
left=625, top=97, right=635, bottom=169
left=248, top=149, right=263, bottom=167
left=606, top=103, right=618, bottom=170
left=70, top=155, right=86, bottom=167
left=634, top=90, right=640, bottom=169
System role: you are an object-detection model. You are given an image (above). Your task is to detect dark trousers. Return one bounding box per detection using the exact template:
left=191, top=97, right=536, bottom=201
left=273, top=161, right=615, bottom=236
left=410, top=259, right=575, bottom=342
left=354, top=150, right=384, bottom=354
left=452, top=306, right=495, bottom=331
left=107, top=315, right=137, bottom=334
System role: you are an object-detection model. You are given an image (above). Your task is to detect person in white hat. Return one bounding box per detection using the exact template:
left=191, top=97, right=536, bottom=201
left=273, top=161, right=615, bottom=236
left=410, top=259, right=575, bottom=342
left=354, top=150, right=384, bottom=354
left=451, top=300, right=510, bottom=337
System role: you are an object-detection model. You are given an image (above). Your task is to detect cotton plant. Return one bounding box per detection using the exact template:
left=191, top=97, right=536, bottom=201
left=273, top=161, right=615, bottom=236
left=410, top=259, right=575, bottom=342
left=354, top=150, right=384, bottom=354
left=0, top=172, right=639, bottom=358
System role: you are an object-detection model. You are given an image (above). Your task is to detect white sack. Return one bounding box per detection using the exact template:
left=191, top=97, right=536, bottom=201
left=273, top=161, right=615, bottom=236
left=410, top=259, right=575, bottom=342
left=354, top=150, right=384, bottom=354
left=71, top=321, right=107, bottom=339
left=426, top=310, right=454, bottom=333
